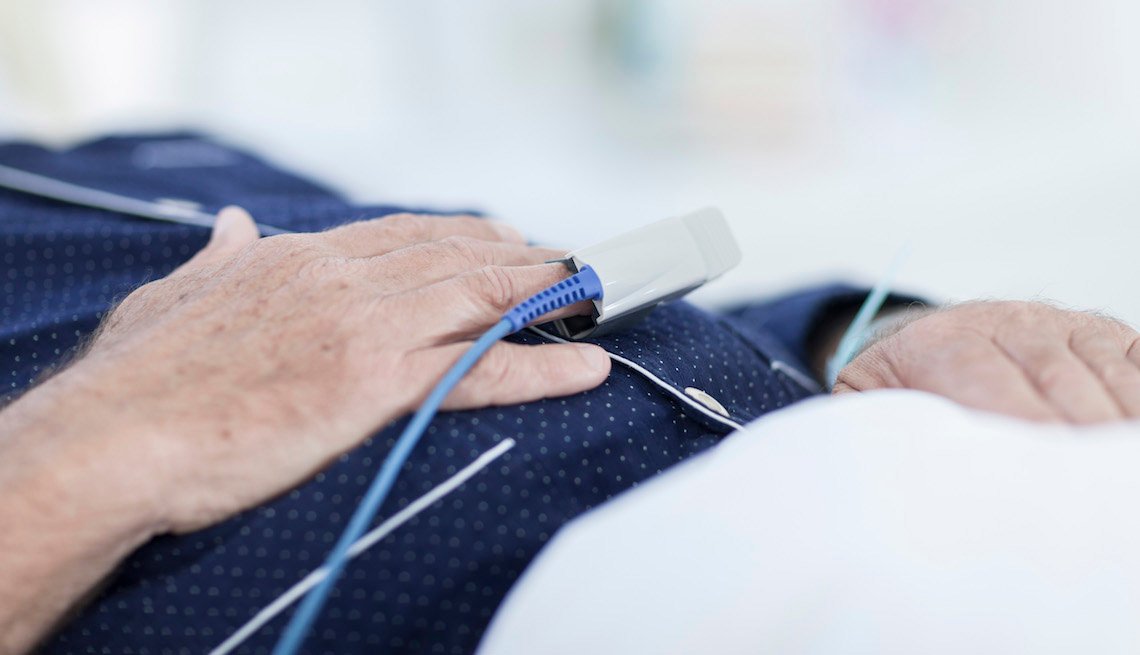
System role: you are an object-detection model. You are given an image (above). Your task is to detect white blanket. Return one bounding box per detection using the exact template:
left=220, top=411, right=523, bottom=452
left=479, top=391, right=1140, bottom=654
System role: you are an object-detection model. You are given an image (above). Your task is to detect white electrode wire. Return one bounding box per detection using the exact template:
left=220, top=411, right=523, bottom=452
left=208, top=438, right=517, bottom=655
left=528, top=327, right=747, bottom=432
left=0, top=163, right=289, bottom=235
left=770, top=360, right=823, bottom=394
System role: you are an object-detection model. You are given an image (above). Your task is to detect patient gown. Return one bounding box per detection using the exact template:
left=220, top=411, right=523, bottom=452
left=0, top=135, right=880, bottom=654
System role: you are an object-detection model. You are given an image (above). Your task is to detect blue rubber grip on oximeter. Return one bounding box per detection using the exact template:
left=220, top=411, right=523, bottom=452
left=504, top=266, right=603, bottom=331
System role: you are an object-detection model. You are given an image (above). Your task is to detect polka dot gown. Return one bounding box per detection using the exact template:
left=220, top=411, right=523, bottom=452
left=0, top=135, right=853, bottom=654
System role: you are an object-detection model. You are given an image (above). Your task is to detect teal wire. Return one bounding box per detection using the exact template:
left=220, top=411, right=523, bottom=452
left=825, top=246, right=911, bottom=387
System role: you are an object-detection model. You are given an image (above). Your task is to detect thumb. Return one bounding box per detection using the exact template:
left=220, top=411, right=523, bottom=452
left=171, top=206, right=260, bottom=276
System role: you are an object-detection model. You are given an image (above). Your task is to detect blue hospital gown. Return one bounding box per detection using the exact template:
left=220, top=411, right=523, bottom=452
left=0, top=134, right=878, bottom=654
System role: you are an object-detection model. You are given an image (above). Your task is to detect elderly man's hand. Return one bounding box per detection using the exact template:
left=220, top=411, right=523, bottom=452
left=12, top=208, right=610, bottom=534
left=0, top=208, right=612, bottom=653
left=835, top=301, right=1140, bottom=423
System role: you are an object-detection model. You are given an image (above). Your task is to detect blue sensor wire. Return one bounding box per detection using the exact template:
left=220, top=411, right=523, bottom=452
left=271, top=265, right=604, bottom=655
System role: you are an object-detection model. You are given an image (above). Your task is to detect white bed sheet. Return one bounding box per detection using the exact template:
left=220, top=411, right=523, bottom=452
left=480, top=390, right=1140, bottom=654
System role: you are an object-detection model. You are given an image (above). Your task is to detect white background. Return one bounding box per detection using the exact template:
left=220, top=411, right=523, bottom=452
left=1, top=0, right=1137, bottom=321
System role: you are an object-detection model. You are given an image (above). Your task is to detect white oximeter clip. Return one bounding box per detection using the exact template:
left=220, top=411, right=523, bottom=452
left=548, top=207, right=742, bottom=340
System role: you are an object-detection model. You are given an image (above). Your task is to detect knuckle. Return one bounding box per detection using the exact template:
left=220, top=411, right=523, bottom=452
left=1101, top=360, right=1139, bottom=388
left=1035, top=360, right=1074, bottom=395
left=478, top=350, right=516, bottom=397
left=1069, top=325, right=1100, bottom=348
left=380, top=213, right=431, bottom=241
left=1004, top=301, right=1043, bottom=324
left=319, top=219, right=363, bottom=241
left=1006, top=300, right=1039, bottom=312
left=1001, top=300, right=1052, bottom=325
left=534, top=348, right=571, bottom=382
left=448, top=215, right=484, bottom=232
left=438, top=236, right=488, bottom=265
left=382, top=212, right=418, bottom=222
left=470, top=265, right=517, bottom=311
left=1112, top=321, right=1140, bottom=343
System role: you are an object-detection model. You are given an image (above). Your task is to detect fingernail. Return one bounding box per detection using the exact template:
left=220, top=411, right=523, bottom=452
left=574, top=343, right=610, bottom=372
left=210, top=206, right=243, bottom=243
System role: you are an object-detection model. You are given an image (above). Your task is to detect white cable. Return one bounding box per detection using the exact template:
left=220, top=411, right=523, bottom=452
left=528, top=328, right=747, bottom=432
left=209, top=438, right=516, bottom=655
left=770, top=360, right=823, bottom=394
left=0, top=162, right=289, bottom=235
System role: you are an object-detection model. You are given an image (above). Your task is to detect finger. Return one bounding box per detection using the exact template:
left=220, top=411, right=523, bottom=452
left=831, top=380, right=857, bottom=394
left=423, top=340, right=611, bottom=410
left=1130, top=336, right=1140, bottom=370
left=832, top=346, right=903, bottom=393
left=1000, top=335, right=1123, bottom=424
left=1070, top=326, right=1140, bottom=418
left=928, top=341, right=1064, bottom=422
left=400, top=264, right=596, bottom=344
left=170, top=206, right=260, bottom=277
left=366, top=238, right=567, bottom=294
left=843, top=335, right=1062, bottom=422
left=321, top=213, right=526, bottom=258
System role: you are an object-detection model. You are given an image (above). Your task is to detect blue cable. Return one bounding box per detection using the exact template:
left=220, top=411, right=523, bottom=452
left=272, top=266, right=603, bottom=655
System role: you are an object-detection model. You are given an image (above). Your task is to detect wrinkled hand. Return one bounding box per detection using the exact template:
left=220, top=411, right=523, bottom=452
left=37, top=208, right=610, bottom=533
left=835, top=301, right=1140, bottom=423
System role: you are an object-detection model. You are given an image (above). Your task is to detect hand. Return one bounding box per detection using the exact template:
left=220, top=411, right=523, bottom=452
left=0, top=208, right=611, bottom=653
left=834, top=301, right=1140, bottom=423
left=15, top=208, right=611, bottom=534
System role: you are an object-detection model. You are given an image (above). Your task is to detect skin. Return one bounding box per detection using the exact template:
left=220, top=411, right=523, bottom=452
left=835, top=301, right=1140, bottom=423
left=0, top=208, right=610, bottom=654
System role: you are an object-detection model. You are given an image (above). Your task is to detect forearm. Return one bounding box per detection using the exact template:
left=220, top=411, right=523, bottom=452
left=0, top=370, right=164, bottom=654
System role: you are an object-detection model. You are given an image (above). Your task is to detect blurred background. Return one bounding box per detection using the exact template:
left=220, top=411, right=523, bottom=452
left=0, top=0, right=1137, bottom=320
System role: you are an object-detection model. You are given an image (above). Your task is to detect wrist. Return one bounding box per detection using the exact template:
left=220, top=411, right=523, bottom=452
left=0, top=363, right=176, bottom=651
left=0, top=364, right=172, bottom=540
